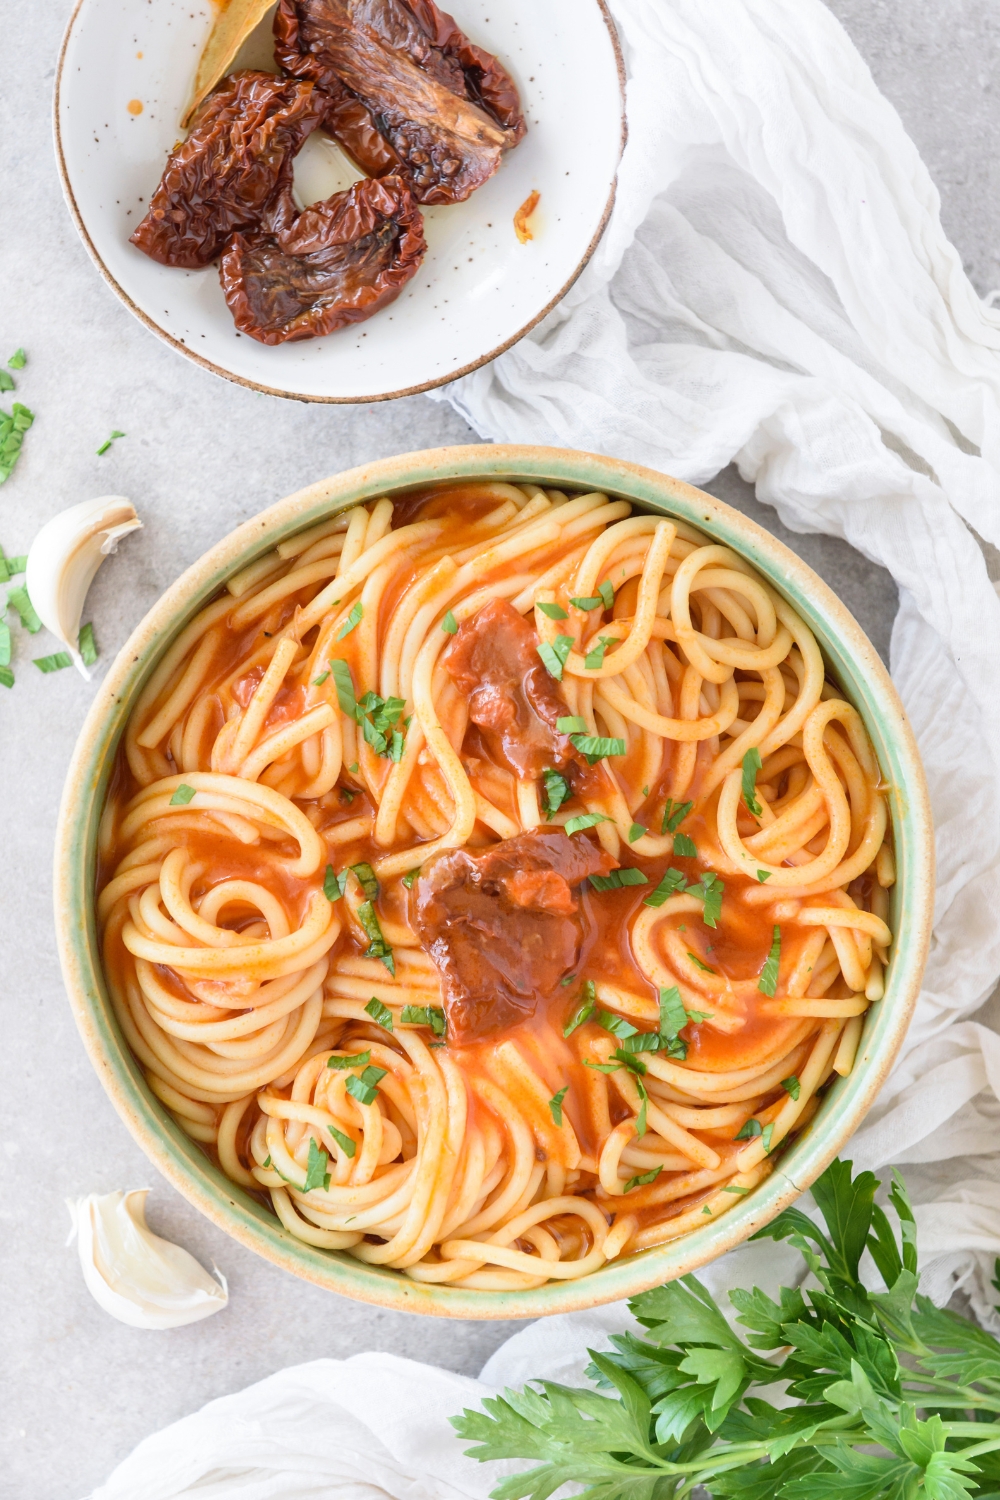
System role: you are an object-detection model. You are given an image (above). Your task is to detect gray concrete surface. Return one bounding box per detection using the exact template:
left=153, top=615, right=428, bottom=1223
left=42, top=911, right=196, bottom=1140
left=0, top=2, right=992, bottom=1495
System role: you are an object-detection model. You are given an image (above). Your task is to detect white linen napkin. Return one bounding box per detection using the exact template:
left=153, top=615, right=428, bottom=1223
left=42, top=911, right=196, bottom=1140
left=88, top=0, right=1000, bottom=1494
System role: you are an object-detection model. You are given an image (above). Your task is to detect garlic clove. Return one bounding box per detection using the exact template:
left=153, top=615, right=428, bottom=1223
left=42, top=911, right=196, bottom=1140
left=66, top=1189, right=228, bottom=1330
left=25, top=496, right=142, bottom=680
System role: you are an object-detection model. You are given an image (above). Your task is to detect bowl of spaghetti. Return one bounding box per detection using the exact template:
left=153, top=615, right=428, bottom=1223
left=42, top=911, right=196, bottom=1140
left=55, top=446, right=933, bottom=1316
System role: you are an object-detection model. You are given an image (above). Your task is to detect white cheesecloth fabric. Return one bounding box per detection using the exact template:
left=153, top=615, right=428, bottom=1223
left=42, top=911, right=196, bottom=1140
left=88, top=0, right=1000, bottom=1494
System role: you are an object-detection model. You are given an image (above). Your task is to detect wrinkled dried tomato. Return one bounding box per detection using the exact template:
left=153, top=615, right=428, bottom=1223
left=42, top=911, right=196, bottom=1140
left=130, top=71, right=328, bottom=268
left=274, top=0, right=525, bottom=205
left=220, top=174, right=426, bottom=343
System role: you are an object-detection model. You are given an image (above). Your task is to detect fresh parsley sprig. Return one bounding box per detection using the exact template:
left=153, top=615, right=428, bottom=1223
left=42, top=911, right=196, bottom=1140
left=453, top=1157, right=1000, bottom=1500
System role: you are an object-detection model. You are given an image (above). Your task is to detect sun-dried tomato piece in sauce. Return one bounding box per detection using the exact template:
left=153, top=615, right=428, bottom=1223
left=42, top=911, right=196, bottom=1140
left=130, top=72, right=327, bottom=269
left=273, top=0, right=525, bottom=205
left=219, top=174, right=426, bottom=344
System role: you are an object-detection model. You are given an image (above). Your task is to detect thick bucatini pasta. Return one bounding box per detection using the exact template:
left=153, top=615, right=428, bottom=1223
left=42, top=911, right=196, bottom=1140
left=97, top=482, right=894, bottom=1289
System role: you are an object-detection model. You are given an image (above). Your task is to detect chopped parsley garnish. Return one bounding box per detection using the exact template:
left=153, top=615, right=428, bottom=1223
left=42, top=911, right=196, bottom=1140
left=6, top=555, right=25, bottom=574
left=263, top=1155, right=271, bottom=1168
left=661, top=798, right=693, bottom=835
left=365, top=997, right=394, bottom=1031
left=635, top=1077, right=648, bottom=1137
left=643, top=868, right=687, bottom=907
left=563, top=980, right=596, bottom=1036
left=570, top=733, right=626, bottom=765
left=757, top=869, right=772, bottom=882
left=560, top=973, right=576, bottom=986
left=0, top=668, right=15, bottom=689
left=340, top=787, right=355, bottom=804
left=690, top=872, right=724, bottom=928
left=565, top=811, right=611, bottom=835
left=624, top=1165, right=662, bottom=1193
left=673, top=832, right=697, bottom=858
left=758, top=925, right=781, bottom=996
left=0, top=616, right=10, bottom=668
left=612, top=1048, right=647, bottom=1076
left=782, top=1074, right=801, bottom=1100
left=350, top=862, right=379, bottom=900
left=537, top=634, right=574, bottom=681
left=722, top=1184, right=749, bottom=1194
left=345, top=1063, right=387, bottom=1106
left=0, top=371, right=13, bottom=394
left=548, top=1086, right=569, bottom=1126
left=323, top=865, right=346, bottom=902
left=627, top=822, right=647, bottom=843
left=329, top=659, right=357, bottom=716
left=7, top=584, right=40, bottom=633
left=762, top=1123, right=774, bottom=1153
left=589, top=867, right=649, bottom=891
left=313, top=670, right=330, bottom=686
left=741, top=747, right=763, bottom=818
left=356, top=690, right=406, bottom=757
left=327, top=1049, right=371, bottom=1070
left=79, top=622, right=98, bottom=666
left=536, top=600, right=568, bottom=620
left=357, top=900, right=394, bottom=975
left=335, top=601, right=363, bottom=639
left=659, top=985, right=688, bottom=1040
left=583, top=1060, right=621, bottom=1074
left=570, top=593, right=602, bottom=611
left=169, top=783, right=196, bottom=806
left=401, top=868, right=420, bottom=890
left=33, top=652, right=72, bottom=673
left=542, top=768, right=571, bottom=818
left=687, top=951, right=716, bottom=974
left=441, top=610, right=458, bottom=634
left=96, top=430, right=126, bottom=456
left=556, top=715, right=587, bottom=734
left=401, top=1004, right=446, bottom=1036
left=734, top=1117, right=762, bottom=1141
left=0, top=403, right=34, bottom=484
left=348, top=761, right=359, bottom=774
left=584, top=636, right=614, bottom=670
left=302, top=1137, right=331, bottom=1192
left=598, top=579, right=614, bottom=610
left=328, top=1125, right=356, bottom=1158
left=598, top=1010, right=639, bottom=1039
left=8, top=349, right=26, bottom=369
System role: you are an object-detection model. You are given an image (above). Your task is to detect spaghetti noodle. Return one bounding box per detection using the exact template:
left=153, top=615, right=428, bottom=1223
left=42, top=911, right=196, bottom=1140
left=97, top=481, right=893, bottom=1288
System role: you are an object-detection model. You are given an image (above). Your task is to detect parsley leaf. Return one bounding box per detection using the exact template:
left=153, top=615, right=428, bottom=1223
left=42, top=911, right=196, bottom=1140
left=757, top=869, right=772, bottom=882
left=687, top=951, right=716, bottom=974
left=345, top=1064, right=387, bottom=1106
left=741, top=746, right=764, bottom=817
left=0, top=403, right=34, bottom=483
left=692, top=871, right=724, bottom=928
left=782, top=1074, right=801, bottom=1101
left=584, top=636, right=614, bottom=670
left=329, top=658, right=357, bottom=717
left=328, top=1125, right=356, bottom=1158
left=673, top=831, right=698, bottom=857
left=624, top=1165, right=662, bottom=1193
left=302, top=1137, right=331, bottom=1192
left=628, top=822, right=647, bottom=843
left=542, top=768, right=571, bottom=818
left=565, top=811, right=612, bottom=835
left=6, top=584, right=40, bottom=633
left=33, top=652, right=73, bottom=673
left=327, top=1049, right=370, bottom=1070
left=548, top=1086, right=569, bottom=1125
left=323, top=865, right=346, bottom=902
left=350, top=862, right=379, bottom=900
left=441, top=609, right=458, bottom=634
left=401, top=1004, right=446, bottom=1036
left=644, top=868, right=688, bottom=907
left=336, top=601, right=363, bottom=639
left=8, top=349, right=26, bottom=369
left=570, top=733, right=626, bottom=765
left=589, top=867, right=649, bottom=891
left=563, top=980, right=596, bottom=1036
left=599, top=1010, right=639, bottom=1039
left=401, top=868, right=420, bottom=890
left=357, top=900, right=394, bottom=975
left=537, top=634, right=574, bottom=681
left=169, top=783, right=196, bottom=806
left=758, top=925, right=781, bottom=996
left=556, top=715, right=587, bottom=734
left=78, top=622, right=98, bottom=666
left=661, top=798, right=693, bottom=834
left=0, top=371, right=13, bottom=394
left=364, top=997, right=394, bottom=1031
left=536, top=600, right=568, bottom=620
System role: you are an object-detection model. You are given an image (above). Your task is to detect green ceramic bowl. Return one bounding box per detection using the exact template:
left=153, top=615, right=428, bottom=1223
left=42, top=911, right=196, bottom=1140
left=55, top=445, right=934, bottom=1319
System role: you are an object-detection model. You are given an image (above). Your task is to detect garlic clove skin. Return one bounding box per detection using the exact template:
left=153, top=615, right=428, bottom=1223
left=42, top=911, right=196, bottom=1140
left=25, top=496, right=142, bottom=680
left=66, top=1189, right=228, bottom=1330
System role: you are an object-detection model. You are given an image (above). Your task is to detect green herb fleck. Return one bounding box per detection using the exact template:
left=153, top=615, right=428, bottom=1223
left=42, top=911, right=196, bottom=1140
left=565, top=811, right=612, bottom=835
left=661, top=798, right=693, bottom=835
left=537, top=635, right=574, bottom=681
left=556, top=715, right=587, bottom=734
left=624, top=1166, right=662, bottom=1193
left=8, top=349, right=26, bottom=369
left=741, top=747, right=763, bottom=818
left=563, top=980, right=596, bottom=1036
left=169, top=783, right=196, bottom=806
left=0, top=404, right=34, bottom=484
left=327, top=1049, right=371, bottom=1070
left=313, top=670, right=330, bottom=685
left=782, top=1074, right=801, bottom=1101
left=96, top=430, right=126, bottom=456
left=357, top=900, right=394, bottom=975
left=345, top=1064, right=387, bottom=1106
left=599, top=1010, right=639, bottom=1040
left=673, top=832, right=697, bottom=858
left=336, top=601, right=363, bottom=639
left=584, top=636, right=614, bottom=670
left=0, top=371, right=13, bottom=394
left=643, top=868, right=687, bottom=908
left=323, top=865, right=345, bottom=902
left=569, top=733, right=626, bottom=765
left=635, top=1077, right=648, bottom=1137
left=402, top=868, right=420, bottom=890
left=548, top=1086, right=569, bottom=1126
left=758, top=925, right=781, bottom=996
left=33, top=652, right=72, bottom=673
left=627, top=822, right=647, bottom=843
left=329, top=659, right=357, bottom=717
left=589, top=867, right=649, bottom=891
left=401, top=1004, right=446, bottom=1036
left=350, top=862, right=379, bottom=900
left=441, top=610, right=458, bottom=634
left=6, top=584, right=40, bottom=633
left=78, top=622, right=98, bottom=666
left=536, top=600, right=568, bottom=620
left=598, top=580, right=614, bottom=610
left=328, top=1125, right=356, bottom=1158
left=365, top=996, right=394, bottom=1031
left=757, top=869, right=772, bottom=883
left=687, top=951, right=716, bottom=974
left=734, top=1117, right=762, bottom=1141
left=542, top=768, right=571, bottom=818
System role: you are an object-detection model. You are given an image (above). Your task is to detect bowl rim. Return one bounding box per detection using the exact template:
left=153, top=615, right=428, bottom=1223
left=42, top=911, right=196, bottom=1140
left=52, top=0, right=626, bottom=405
left=54, top=443, right=934, bottom=1319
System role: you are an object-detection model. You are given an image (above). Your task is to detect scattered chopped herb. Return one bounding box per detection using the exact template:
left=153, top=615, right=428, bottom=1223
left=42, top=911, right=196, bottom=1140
left=569, top=733, right=626, bottom=765
left=389, top=729, right=404, bottom=762
left=589, top=867, right=649, bottom=891
left=661, top=798, right=693, bottom=834
left=33, top=652, right=72, bottom=673
left=357, top=900, right=394, bottom=975
left=687, top=951, right=716, bottom=974
left=350, top=862, right=379, bottom=900
left=313, top=670, right=330, bottom=685
left=761, top=1123, right=775, bottom=1153
left=441, top=609, right=458, bottom=634
left=169, top=783, right=196, bottom=806
left=78, top=622, right=98, bottom=666
left=692, top=871, right=725, bottom=928
left=302, top=1137, right=331, bottom=1192
left=345, top=1063, right=387, bottom=1106
left=536, top=634, right=574, bottom=681
left=659, top=985, right=688, bottom=1040
left=340, top=787, right=355, bottom=805
left=741, top=746, right=763, bottom=818
left=327, top=1049, right=370, bottom=1070
left=0, top=403, right=34, bottom=484
left=757, top=869, right=772, bottom=883
left=365, top=996, right=394, bottom=1031
left=673, top=832, right=697, bottom=857
left=401, top=1004, right=446, bottom=1036
left=734, top=1117, right=762, bottom=1141
left=598, top=1010, right=639, bottom=1039
left=401, top=868, right=420, bottom=890
left=583, top=1059, right=621, bottom=1074
left=584, top=636, right=614, bottom=670
left=536, top=600, right=568, bottom=620
left=328, top=1125, right=356, bottom=1158
left=6, top=555, right=25, bottom=575
left=564, top=980, right=596, bottom=1036
left=635, top=1077, right=648, bottom=1137
left=0, top=371, right=13, bottom=394
left=560, top=973, right=576, bottom=987
left=348, top=761, right=359, bottom=774
left=96, top=430, right=126, bottom=456
left=548, top=1086, right=569, bottom=1126
left=323, top=865, right=345, bottom=902
left=644, top=868, right=688, bottom=907
left=758, top=925, right=781, bottom=996
left=722, top=1183, right=749, bottom=1194
left=627, top=822, right=647, bottom=843
left=782, top=1074, right=801, bottom=1101
left=556, top=715, right=587, bottom=734
left=624, top=1165, right=662, bottom=1193
left=565, top=811, right=612, bottom=835
left=0, top=666, right=14, bottom=689
left=0, top=617, right=9, bottom=667
left=8, top=349, right=26, bottom=369
left=263, top=1155, right=271, bottom=1168
left=335, top=601, right=363, bottom=639
left=329, top=658, right=357, bottom=717
left=569, top=593, right=602, bottom=611
left=6, top=584, right=40, bottom=633
left=542, top=768, right=571, bottom=818
left=642, top=785, right=650, bottom=798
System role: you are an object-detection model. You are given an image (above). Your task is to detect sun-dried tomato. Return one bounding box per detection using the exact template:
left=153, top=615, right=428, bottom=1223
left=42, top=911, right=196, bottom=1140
left=273, top=0, right=525, bottom=206
left=130, top=71, right=328, bottom=269
left=219, top=174, right=426, bottom=343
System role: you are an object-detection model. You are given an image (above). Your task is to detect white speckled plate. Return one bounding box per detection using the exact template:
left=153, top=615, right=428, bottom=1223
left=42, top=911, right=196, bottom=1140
left=54, top=0, right=625, bottom=402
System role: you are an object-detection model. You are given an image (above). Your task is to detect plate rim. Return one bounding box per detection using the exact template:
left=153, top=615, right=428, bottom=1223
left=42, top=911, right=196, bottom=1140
left=52, top=0, right=627, bottom=404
